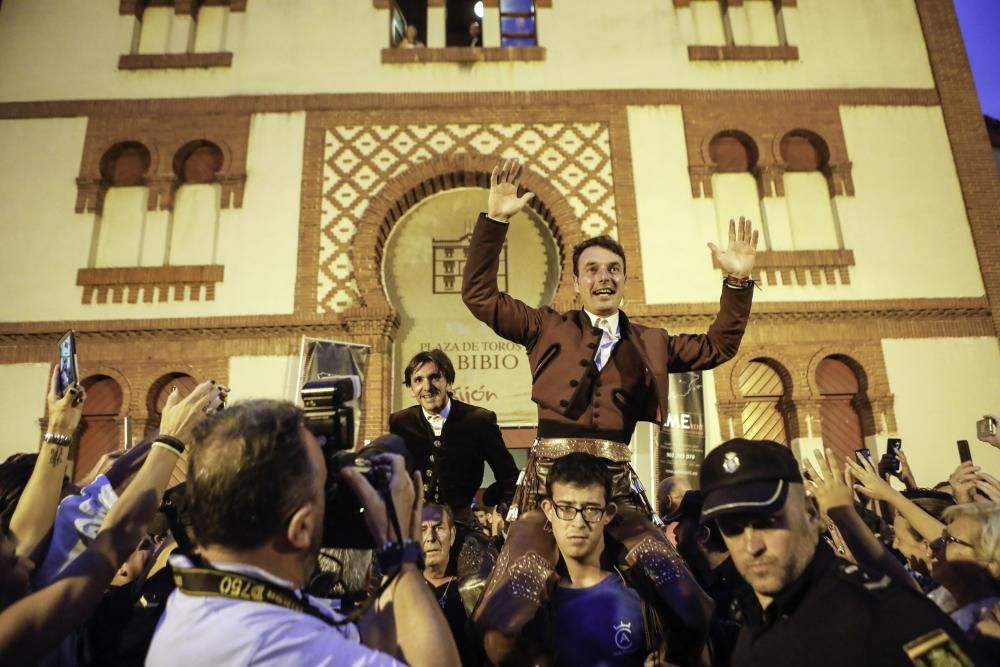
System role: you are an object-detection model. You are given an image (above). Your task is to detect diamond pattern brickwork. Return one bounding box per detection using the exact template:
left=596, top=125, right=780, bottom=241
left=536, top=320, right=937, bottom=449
left=316, top=121, right=618, bottom=313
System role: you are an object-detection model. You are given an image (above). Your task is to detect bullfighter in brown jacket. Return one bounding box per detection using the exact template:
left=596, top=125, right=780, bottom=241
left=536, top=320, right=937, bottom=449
left=462, top=159, right=759, bottom=665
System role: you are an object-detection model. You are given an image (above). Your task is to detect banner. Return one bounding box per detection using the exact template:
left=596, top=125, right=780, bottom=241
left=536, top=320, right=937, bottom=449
left=658, top=371, right=706, bottom=484
left=383, top=188, right=559, bottom=424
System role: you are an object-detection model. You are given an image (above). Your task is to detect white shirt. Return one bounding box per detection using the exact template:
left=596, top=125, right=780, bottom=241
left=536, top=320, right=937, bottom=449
left=583, top=309, right=621, bottom=370
left=422, top=397, right=451, bottom=436
left=147, top=556, right=404, bottom=667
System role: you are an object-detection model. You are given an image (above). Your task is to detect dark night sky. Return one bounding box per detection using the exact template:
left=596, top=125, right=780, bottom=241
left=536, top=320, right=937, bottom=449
left=955, top=0, right=1000, bottom=119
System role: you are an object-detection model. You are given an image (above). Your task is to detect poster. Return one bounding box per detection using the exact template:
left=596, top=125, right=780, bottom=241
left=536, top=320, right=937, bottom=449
left=658, top=371, right=706, bottom=484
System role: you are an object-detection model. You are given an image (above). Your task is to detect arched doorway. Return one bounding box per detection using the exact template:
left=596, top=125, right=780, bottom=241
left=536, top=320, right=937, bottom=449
left=75, top=375, right=123, bottom=483
left=382, top=187, right=560, bottom=425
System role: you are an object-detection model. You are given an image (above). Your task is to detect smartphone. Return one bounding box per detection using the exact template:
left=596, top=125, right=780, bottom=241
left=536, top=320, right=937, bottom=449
left=957, top=439, right=973, bottom=464
left=886, top=438, right=902, bottom=474
left=978, top=417, right=998, bottom=439
left=855, top=447, right=872, bottom=462
left=56, top=330, right=79, bottom=398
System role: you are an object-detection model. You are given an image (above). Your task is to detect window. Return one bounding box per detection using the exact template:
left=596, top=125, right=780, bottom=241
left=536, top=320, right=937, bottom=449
left=94, top=142, right=158, bottom=268
left=739, top=359, right=792, bottom=444
left=169, top=141, right=225, bottom=266
left=678, top=0, right=798, bottom=61
left=816, top=356, right=868, bottom=463
left=779, top=131, right=841, bottom=250
left=119, top=0, right=245, bottom=69
left=708, top=131, right=765, bottom=249
left=500, top=0, right=537, bottom=47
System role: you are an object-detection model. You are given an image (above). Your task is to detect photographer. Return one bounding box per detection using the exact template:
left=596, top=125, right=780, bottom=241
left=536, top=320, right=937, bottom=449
left=146, top=399, right=460, bottom=667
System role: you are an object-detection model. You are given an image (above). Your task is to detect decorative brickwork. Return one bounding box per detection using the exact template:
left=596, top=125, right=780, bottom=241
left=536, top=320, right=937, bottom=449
left=688, top=45, right=798, bottom=61
left=306, top=111, right=622, bottom=314
left=914, top=0, right=1000, bottom=341
left=381, top=47, right=545, bottom=64
left=118, top=52, right=233, bottom=70
left=119, top=0, right=247, bottom=17
left=684, top=102, right=853, bottom=199
left=75, top=113, right=249, bottom=214
left=76, top=265, right=225, bottom=304
left=712, top=249, right=855, bottom=287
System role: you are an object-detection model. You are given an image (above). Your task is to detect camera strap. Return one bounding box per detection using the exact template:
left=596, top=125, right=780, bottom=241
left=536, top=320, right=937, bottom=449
left=172, top=562, right=349, bottom=628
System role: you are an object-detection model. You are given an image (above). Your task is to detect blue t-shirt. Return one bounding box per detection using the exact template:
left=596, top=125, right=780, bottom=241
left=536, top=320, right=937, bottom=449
left=550, top=573, right=646, bottom=667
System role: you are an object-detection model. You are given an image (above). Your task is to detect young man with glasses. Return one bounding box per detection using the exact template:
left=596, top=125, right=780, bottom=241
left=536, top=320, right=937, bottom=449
left=539, top=453, right=648, bottom=666
left=699, top=438, right=982, bottom=666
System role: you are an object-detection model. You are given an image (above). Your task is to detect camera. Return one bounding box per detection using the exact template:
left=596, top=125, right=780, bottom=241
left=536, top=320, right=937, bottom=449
left=320, top=435, right=413, bottom=549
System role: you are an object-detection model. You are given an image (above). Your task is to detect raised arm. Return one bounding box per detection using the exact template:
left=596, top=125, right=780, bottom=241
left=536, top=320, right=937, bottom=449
left=0, top=484, right=156, bottom=664
left=846, top=456, right=945, bottom=542
left=805, top=449, right=919, bottom=591
left=462, top=159, right=546, bottom=347
left=100, top=381, right=222, bottom=534
left=666, top=217, right=757, bottom=372
left=9, top=368, right=85, bottom=561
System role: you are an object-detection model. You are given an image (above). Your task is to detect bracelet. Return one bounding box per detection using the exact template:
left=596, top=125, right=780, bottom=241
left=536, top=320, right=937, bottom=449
left=723, top=275, right=755, bottom=290
left=154, top=435, right=186, bottom=455
left=152, top=442, right=183, bottom=458
left=43, top=432, right=72, bottom=446
left=375, top=539, right=423, bottom=575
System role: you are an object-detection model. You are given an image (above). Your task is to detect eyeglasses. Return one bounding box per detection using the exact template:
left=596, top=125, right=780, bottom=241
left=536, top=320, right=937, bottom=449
left=551, top=503, right=606, bottom=522
left=929, top=529, right=975, bottom=555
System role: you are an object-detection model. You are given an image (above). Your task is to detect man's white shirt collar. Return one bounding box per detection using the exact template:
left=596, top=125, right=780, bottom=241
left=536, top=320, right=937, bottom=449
left=583, top=309, right=621, bottom=337
left=422, top=397, right=451, bottom=423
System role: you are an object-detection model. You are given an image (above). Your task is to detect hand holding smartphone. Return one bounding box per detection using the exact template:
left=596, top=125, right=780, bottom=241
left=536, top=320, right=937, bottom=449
left=56, top=330, right=79, bottom=398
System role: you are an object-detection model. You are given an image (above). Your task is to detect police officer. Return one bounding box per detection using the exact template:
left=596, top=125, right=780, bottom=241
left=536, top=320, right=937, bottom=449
left=699, top=438, right=983, bottom=666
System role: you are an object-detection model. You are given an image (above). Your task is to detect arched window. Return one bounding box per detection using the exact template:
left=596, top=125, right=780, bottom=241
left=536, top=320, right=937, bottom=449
left=147, top=373, right=199, bottom=487
left=74, top=376, right=123, bottom=483
left=739, top=359, right=791, bottom=444
left=709, top=131, right=764, bottom=246
left=816, top=356, right=865, bottom=462
left=169, top=141, right=223, bottom=266
left=780, top=130, right=841, bottom=250
left=94, top=142, right=152, bottom=268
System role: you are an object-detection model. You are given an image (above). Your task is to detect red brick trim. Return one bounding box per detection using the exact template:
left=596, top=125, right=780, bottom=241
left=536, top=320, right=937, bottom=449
left=119, top=0, right=246, bottom=16
left=381, top=47, right=545, bottom=63
left=76, top=265, right=225, bottom=304
left=0, top=89, right=940, bottom=120
left=712, top=249, right=855, bottom=287
left=118, top=52, right=233, bottom=70
left=75, top=113, right=250, bottom=214
left=688, top=45, right=799, bottom=61
left=915, top=0, right=1000, bottom=340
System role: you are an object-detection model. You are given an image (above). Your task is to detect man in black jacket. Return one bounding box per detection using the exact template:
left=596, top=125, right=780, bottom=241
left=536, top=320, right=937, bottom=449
left=700, top=438, right=983, bottom=667
left=389, top=349, right=519, bottom=526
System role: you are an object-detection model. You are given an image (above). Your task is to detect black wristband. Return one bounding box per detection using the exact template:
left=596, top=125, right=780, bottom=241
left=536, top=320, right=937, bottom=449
left=375, top=539, right=423, bottom=575
left=723, top=275, right=755, bottom=290
left=154, top=435, right=186, bottom=455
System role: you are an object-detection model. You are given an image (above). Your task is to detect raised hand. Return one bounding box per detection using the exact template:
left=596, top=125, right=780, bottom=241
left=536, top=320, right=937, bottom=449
left=948, top=461, right=979, bottom=504
left=846, top=454, right=898, bottom=502
left=804, top=448, right=856, bottom=518
left=158, top=380, right=227, bottom=442
left=708, top=216, right=759, bottom=279
left=487, top=158, right=535, bottom=222
left=979, top=413, right=1000, bottom=449
left=46, top=366, right=86, bottom=437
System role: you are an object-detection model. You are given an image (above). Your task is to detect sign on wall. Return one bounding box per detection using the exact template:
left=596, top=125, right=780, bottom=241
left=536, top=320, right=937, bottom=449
left=658, top=371, right=706, bottom=483
left=384, top=188, right=559, bottom=424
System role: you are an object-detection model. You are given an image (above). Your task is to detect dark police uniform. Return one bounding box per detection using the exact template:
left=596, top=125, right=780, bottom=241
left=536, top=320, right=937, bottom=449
left=732, top=541, right=982, bottom=667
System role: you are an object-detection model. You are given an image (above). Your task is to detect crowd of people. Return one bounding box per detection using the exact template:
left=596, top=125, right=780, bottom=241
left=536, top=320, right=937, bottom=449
left=0, top=158, right=998, bottom=665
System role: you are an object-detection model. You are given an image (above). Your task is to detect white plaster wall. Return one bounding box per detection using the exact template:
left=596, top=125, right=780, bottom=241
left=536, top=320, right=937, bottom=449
left=628, top=105, right=727, bottom=306
left=0, top=112, right=305, bottom=321
left=227, top=355, right=301, bottom=404
left=0, top=364, right=51, bottom=460
left=632, top=105, right=986, bottom=305
left=0, top=0, right=933, bottom=103
left=882, top=338, right=1000, bottom=491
